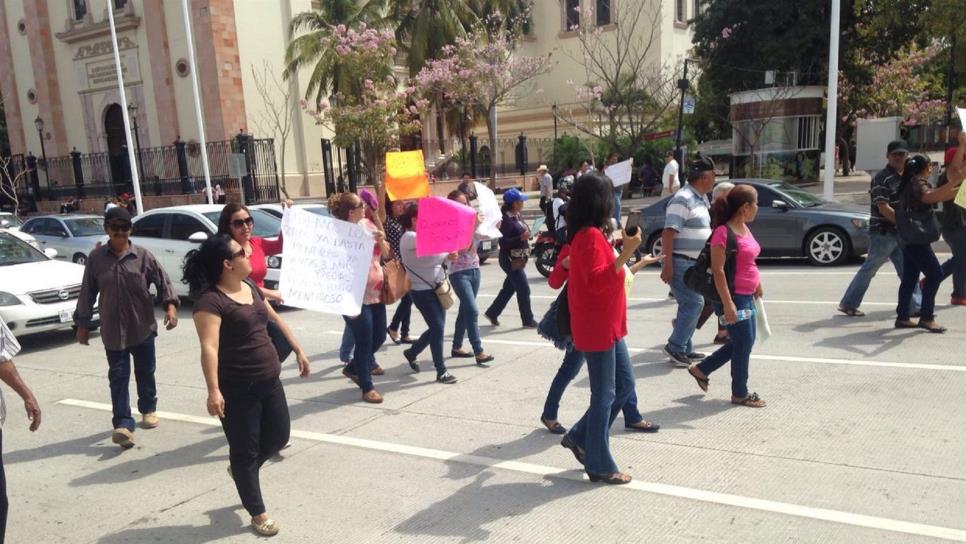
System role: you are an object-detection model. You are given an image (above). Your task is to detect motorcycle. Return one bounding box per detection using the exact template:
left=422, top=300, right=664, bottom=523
left=532, top=229, right=563, bottom=278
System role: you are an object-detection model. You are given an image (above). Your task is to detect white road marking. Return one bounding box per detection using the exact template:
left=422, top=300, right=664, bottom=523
left=57, top=398, right=966, bottom=542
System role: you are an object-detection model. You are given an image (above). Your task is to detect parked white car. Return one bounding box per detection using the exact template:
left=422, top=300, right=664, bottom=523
left=20, top=214, right=104, bottom=265
left=0, top=212, right=41, bottom=250
left=0, top=231, right=98, bottom=337
left=251, top=202, right=329, bottom=219
left=127, top=204, right=282, bottom=296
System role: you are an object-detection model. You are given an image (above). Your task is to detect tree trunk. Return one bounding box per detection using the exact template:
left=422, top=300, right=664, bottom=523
left=279, top=141, right=290, bottom=199
left=486, top=103, right=497, bottom=189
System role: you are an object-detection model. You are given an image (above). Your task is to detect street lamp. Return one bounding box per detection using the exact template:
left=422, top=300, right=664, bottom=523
left=674, top=58, right=696, bottom=165
left=34, top=116, right=49, bottom=189
left=127, top=101, right=145, bottom=184
left=552, top=104, right=559, bottom=141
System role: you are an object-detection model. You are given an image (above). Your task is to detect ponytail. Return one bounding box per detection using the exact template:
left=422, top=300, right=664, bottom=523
left=710, top=184, right=756, bottom=228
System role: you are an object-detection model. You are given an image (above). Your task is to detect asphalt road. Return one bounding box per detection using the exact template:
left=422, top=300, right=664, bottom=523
left=4, top=253, right=965, bottom=543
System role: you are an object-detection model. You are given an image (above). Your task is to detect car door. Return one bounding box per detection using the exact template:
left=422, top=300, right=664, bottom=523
left=27, top=219, right=65, bottom=258
left=165, top=212, right=213, bottom=281
left=129, top=212, right=172, bottom=274
left=745, top=185, right=793, bottom=256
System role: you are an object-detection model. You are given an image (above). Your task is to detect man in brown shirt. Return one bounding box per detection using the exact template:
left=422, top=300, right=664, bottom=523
left=73, top=207, right=179, bottom=449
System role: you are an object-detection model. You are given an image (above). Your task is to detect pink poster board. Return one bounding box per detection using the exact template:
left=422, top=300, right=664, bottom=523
left=415, top=196, right=478, bottom=256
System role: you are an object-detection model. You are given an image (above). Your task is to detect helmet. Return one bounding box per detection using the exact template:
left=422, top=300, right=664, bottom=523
left=557, top=176, right=574, bottom=194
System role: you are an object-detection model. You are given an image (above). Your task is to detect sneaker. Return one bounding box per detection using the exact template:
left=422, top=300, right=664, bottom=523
left=952, top=296, right=966, bottom=306
left=141, top=412, right=160, bottom=429
left=362, top=390, right=384, bottom=404
left=112, top=428, right=135, bottom=449
left=436, top=372, right=458, bottom=384
left=403, top=348, right=419, bottom=372
left=663, top=345, right=691, bottom=367
left=687, top=352, right=707, bottom=361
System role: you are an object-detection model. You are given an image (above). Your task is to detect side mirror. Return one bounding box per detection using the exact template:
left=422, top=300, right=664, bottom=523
left=0, top=219, right=9, bottom=228
left=58, top=230, right=69, bottom=238
left=44, top=247, right=58, bottom=259
left=772, top=200, right=791, bottom=210
left=188, top=231, right=209, bottom=243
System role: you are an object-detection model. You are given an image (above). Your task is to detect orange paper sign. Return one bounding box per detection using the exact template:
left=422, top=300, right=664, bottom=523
left=385, top=150, right=430, bottom=201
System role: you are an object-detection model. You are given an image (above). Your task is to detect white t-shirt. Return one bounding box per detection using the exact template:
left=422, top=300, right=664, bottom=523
left=552, top=197, right=568, bottom=230
left=663, top=160, right=680, bottom=191
left=538, top=173, right=553, bottom=198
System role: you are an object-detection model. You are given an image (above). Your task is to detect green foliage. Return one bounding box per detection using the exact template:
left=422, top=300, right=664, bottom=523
left=545, top=135, right=592, bottom=172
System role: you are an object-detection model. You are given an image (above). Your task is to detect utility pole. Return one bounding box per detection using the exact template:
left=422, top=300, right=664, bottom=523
left=823, top=0, right=841, bottom=201
left=674, top=59, right=693, bottom=165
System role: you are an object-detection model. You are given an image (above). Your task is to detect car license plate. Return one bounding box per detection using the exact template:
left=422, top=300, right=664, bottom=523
left=59, top=309, right=72, bottom=324
left=481, top=241, right=492, bottom=251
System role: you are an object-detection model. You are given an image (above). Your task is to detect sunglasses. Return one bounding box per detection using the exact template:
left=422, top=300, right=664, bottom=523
left=229, top=248, right=246, bottom=260
left=107, top=222, right=131, bottom=232
left=231, top=217, right=254, bottom=229
left=351, top=202, right=365, bottom=210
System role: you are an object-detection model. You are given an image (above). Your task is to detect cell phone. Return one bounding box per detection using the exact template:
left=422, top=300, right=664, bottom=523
left=624, top=211, right=641, bottom=233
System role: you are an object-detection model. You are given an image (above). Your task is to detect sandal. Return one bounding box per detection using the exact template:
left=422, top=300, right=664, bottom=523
left=586, top=471, right=632, bottom=485
left=400, top=336, right=416, bottom=344
left=894, top=319, right=918, bottom=329
left=540, top=416, right=567, bottom=435
left=625, top=420, right=661, bottom=433
left=731, top=392, right=766, bottom=408
left=560, top=434, right=585, bottom=465
left=917, top=322, right=947, bottom=334
left=837, top=307, right=865, bottom=317
left=251, top=517, right=280, bottom=537
left=475, top=353, right=495, bottom=365
left=450, top=349, right=474, bottom=358
left=713, top=333, right=729, bottom=344
left=387, top=328, right=401, bottom=345
left=688, top=365, right=709, bottom=393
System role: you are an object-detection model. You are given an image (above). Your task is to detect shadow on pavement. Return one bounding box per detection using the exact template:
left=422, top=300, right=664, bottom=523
left=96, top=506, right=245, bottom=544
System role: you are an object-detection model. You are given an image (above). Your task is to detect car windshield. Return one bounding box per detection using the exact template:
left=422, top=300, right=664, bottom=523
left=65, top=217, right=104, bottom=237
left=202, top=209, right=282, bottom=238
left=0, top=232, right=46, bottom=265
left=306, top=207, right=330, bottom=217
left=767, top=181, right=825, bottom=207
left=0, top=214, right=23, bottom=228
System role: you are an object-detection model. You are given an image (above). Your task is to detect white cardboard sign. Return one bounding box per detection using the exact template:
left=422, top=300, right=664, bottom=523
left=604, top=159, right=633, bottom=187
left=474, top=182, right=503, bottom=238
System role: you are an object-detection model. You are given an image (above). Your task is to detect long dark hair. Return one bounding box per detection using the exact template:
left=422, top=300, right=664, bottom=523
left=217, top=203, right=250, bottom=235
left=397, top=202, right=418, bottom=231
left=900, top=154, right=931, bottom=188
left=566, top=172, right=614, bottom=243
left=710, top=184, right=757, bottom=228
left=182, top=234, right=234, bottom=296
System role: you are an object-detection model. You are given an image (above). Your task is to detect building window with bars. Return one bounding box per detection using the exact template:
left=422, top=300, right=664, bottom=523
left=675, top=0, right=686, bottom=24
left=596, top=0, right=612, bottom=26
left=114, top=0, right=128, bottom=9
left=565, top=0, right=580, bottom=31
left=73, top=0, right=87, bottom=21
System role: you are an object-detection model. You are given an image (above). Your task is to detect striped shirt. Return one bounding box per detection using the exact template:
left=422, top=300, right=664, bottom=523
left=663, top=184, right=711, bottom=259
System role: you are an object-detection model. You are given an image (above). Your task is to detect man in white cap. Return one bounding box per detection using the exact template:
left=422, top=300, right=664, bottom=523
left=536, top=165, right=553, bottom=213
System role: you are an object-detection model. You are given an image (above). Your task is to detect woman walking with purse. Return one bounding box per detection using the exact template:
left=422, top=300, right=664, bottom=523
left=185, top=235, right=310, bottom=537
left=686, top=185, right=766, bottom=407
left=328, top=193, right=392, bottom=401
left=447, top=191, right=494, bottom=366
left=484, top=188, right=537, bottom=328
left=894, top=155, right=962, bottom=333
left=398, top=204, right=459, bottom=384
left=386, top=198, right=418, bottom=344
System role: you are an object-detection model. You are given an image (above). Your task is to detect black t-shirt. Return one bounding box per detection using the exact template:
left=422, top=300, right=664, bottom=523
left=193, top=282, right=281, bottom=383
left=869, top=165, right=902, bottom=232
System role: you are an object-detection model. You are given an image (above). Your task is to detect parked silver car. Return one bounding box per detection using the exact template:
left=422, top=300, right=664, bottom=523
left=20, top=214, right=105, bottom=265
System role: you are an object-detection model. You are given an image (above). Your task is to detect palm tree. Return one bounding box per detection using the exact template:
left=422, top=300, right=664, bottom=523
left=390, top=0, right=477, bottom=77
left=465, top=0, right=532, bottom=38
left=283, top=0, right=388, bottom=105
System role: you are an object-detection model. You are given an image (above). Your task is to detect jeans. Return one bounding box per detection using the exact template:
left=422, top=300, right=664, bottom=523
left=343, top=304, right=387, bottom=393
left=667, top=256, right=704, bottom=354
left=613, top=191, right=622, bottom=225
left=451, top=268, right=484, bottom=355
left=898, top=244, right=942, bottom=321
left=410, top=289, right=448, bottom=375
left=840, top=230, right=922, bottom=312
left=220, top=376, right=290, bottom=518
left=485, top=252, right=534, bottom=324
left=104, top=334, right=157, bottom=431
left=0, top=431, right=6, bottom=544
left=697, top=295, right=756, bottom=398
left=389, top=293, right=413, bottom=337
left=339, top=325, right=354, bottom=362
left=565, top=339, right=634, bottom=475
left=541, top=346, right=643, bottom=425
left=940, top=228, right=966, bottom=298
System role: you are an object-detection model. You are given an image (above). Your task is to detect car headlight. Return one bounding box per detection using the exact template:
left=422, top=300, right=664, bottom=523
left=0, top=291, right=21, bottom=306
left=267, top=255, right=282, bottom=269
left=851, top=218, right=868, bottom=229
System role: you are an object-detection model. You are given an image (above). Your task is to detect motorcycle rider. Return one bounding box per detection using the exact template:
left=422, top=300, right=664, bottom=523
left=551, top=176, right=573, bottom=242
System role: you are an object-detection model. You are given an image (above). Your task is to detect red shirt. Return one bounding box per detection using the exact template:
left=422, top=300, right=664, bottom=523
left=548, top=244, right=571, bottom=290
left=247, top=235, right=283, bottom=287
left=566, top=228, right=626, bottom=352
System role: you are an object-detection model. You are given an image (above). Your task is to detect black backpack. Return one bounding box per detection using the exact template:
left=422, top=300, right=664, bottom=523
left=683, top=226, right=738, bottom=302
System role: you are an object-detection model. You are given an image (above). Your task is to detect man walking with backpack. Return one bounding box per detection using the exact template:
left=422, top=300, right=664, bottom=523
left=661, top=157, right=717, bottom=366
left=838, top=140, right=921, bottom=317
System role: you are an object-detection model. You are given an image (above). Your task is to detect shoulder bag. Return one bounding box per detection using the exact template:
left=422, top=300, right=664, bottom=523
left=244, top=280, right=293, bottom=362
left=404, top=263, right=455, bottom=310
left=381, top=258, right=412, bottom=305
left=683, top=226, right=738, bottom=302
left=537, top=283, right=571, bottom=351
left=895, top=180, right=941, bottom=245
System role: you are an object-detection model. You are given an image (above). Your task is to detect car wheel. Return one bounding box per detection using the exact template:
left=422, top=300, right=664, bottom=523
left=805, top=227, right=851, bottom=266
left=646, top=233, right=663, bottom=257
left=73, top=253, right=87, bottom=265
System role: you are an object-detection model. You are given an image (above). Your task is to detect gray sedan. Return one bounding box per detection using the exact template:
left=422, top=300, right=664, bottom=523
left=636, top=179, right=870, bottom=266
left=20, top=214, right=104, bottom=265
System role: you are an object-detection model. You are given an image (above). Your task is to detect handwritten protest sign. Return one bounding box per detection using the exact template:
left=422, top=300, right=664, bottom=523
left=956, top=108, right=966, bottom=211
left=385, top=150, right=430, bottom=201
left=474, top=182, right=503, bottom=238
left=415, top=196, right=478, bottom=256
left=604, top=159, right=633, bottom=187
left=279, top=208, right=374, bottom=315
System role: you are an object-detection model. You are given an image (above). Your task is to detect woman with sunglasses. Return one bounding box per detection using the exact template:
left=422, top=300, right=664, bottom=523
left=184, top=234, right=310, bottom=537
left=216, top=203, right=288, bottom=303
left=329, top=193, right=392, bottom=402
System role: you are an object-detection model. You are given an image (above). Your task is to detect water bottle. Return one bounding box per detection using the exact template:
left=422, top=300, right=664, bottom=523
left=720, top=308, right=754, bottom=326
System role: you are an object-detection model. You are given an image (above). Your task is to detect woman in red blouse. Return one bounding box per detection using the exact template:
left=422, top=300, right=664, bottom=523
left=217, top=203, right=285, bottom=302
left=558, top=172, right=642, bottom=485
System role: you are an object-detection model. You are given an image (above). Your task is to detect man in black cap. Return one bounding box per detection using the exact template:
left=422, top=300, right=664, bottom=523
left=838, top=139, right=921, bottom=316
left=73, top=207, right=179, bottom=449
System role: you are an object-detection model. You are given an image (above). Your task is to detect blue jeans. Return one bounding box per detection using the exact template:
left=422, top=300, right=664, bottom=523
left=343, top=304, right=387, bottom=393
left=941, top=228, right=966, bottom=298
left=667, top=256, right=704, bottom=353
left=339, top=325, right=354, bottom=362
left=565, top=339, right=634, bottom=475
left=389, top=293, right=413, bottom=336
left=613, top=190, right=622, bottom=225
left=104, top=334, right=157, bottom=431
left=840, top=230, right=922, bottom=312
left=898, top=244, right=942, bottom=321
left=697, top=295, right=755, bottom=398
left=485, top=252, right=534, bottom=324
left=410, top=289, right=448, bottom=376
left=541, top=346, right=643, bottom=425
left=451, top=268, right=484, bottom=355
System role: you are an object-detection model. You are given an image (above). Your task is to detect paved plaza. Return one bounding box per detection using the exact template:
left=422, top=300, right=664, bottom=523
left=4, top=249, right=965, bottom=543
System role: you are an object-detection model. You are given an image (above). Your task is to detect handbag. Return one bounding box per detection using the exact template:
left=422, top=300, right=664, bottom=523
left=895, top=204, right=941, bottom=245
left=404, top=264, right=455, bottom=310
left=509, top=248, right=528, bottom=271
left=266, top=320, right=294, bottom=362
left=683, top=226, right=738, bottom=302
left=753, top=297, right=771, bottom=343
left=537, top=284, right=572, bottom=351
left=381, top=259, right=411, bottom=305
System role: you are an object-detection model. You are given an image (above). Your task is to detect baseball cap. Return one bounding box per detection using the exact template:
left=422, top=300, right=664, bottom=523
left=502, top=188, right=529, bottom=204
left=689, top=156, right=716, bottom=175
left=887, top=140, right=909, bottom=155
left=104, top=206, right=132, bottom=225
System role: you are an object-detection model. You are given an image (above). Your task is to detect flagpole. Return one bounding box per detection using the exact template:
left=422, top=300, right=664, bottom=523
left=106, top=7, right=143, bottom=213
left=180, top=0, right=214, bottom=204
left=822, top=0, right=841, bottom=201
